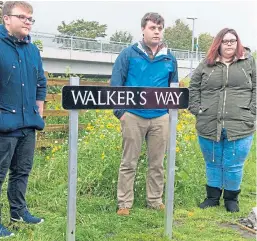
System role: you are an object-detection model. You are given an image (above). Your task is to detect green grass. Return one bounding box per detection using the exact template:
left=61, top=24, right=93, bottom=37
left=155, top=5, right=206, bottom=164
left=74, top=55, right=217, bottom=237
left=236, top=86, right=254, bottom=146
left=0, top=110, right=255, bottom=241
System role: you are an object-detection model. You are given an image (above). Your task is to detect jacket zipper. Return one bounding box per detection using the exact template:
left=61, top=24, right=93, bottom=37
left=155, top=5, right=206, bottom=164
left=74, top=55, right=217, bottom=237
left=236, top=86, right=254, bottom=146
left=242, top=68, right=251, bottom=83
left=205, top=69, right=215, bottom=82
left=242, top=68, right=248, bottom=79
left=222, top=65, right=229, bottom=128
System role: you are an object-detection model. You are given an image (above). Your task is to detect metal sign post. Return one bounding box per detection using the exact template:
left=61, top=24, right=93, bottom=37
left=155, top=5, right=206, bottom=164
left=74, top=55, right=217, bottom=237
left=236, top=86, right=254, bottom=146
left=66, top=77, right=79, bottom=241
left=164, top=82, right=179, bottom=239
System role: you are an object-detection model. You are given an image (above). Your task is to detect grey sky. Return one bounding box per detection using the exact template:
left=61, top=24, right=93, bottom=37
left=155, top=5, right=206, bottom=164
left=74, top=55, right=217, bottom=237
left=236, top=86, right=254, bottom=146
left=30, top=1, right=257, bottom=51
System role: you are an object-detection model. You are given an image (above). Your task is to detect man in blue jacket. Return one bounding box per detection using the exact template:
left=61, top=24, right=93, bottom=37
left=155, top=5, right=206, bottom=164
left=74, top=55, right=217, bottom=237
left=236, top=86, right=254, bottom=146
left=111, top=12, right=178, bottom=216
left=0, top=1, right=46, bottom=237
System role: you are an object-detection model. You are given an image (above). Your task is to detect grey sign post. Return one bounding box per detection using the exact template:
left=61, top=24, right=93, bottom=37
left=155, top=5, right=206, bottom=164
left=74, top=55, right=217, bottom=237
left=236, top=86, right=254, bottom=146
left=62, top=84, right=188, bottom=241
left=66, top=77, right=79, bottom=241
left=164, top=82, right=179, bottom=239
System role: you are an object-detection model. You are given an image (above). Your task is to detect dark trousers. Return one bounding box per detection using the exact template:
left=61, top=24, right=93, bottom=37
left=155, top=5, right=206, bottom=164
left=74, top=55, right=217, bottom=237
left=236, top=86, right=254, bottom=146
left=0, top=130, right=35, bottom=218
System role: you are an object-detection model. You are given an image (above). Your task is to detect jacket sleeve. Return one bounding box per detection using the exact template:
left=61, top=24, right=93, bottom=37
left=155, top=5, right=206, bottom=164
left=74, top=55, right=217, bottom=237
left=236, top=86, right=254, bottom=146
left=110, top=48, right=129, bottom=87
left=249, top=57, right=256, bottom=115
left=110, top=48, right=129, bottom=119
left=169, top=57, right=178, bottom=84
left=36, top=48, right=47, bottom=101
left=188, top=62, right=204, bottom=116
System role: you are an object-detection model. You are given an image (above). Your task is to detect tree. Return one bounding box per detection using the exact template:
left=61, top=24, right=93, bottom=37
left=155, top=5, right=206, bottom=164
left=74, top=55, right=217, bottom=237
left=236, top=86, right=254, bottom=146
left=55, top=19, right=107, bottom=50
left=252, top=51, right=257, bottom=60
left=163, top=19, right=192, bottom=50
left=0, top=1, right=3, bottom=24
left=198, top=33, right=213, bottom=52
left=110, top=31, right=133, bottom=43
left=57, top=19, right=107, bottom=39
left=33, top=39, right=43, bottom=52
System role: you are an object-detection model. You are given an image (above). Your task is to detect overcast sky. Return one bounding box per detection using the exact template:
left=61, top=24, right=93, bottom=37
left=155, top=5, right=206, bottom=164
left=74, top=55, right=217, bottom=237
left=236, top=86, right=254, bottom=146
left=29, top=0, right=257, bottom=51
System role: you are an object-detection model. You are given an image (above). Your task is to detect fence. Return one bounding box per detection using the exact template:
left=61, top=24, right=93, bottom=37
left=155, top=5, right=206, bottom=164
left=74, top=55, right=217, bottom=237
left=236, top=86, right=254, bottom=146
left=36, top=73, right=109, bottom=148
left=31, top=31, right=206, bottom=60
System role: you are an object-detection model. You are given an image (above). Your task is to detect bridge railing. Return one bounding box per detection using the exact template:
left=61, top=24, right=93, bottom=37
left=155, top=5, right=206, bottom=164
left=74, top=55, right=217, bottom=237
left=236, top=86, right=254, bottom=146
left=31, top=32, right=205, bottom=60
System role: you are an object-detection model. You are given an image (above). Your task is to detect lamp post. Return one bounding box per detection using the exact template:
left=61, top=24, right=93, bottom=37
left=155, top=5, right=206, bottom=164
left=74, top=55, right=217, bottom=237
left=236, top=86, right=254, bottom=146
left=187, top=17, right=197, bottom=77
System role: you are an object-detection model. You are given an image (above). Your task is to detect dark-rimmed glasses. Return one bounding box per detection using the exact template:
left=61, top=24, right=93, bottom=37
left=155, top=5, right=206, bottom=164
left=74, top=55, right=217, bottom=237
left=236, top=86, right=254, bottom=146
left=8, top=15, right=35, bottom=25
left=222, top=39, right=237, bottom=45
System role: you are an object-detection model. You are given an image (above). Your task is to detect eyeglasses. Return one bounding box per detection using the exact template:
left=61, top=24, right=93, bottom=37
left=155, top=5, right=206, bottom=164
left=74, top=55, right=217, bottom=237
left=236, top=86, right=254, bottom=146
left=8, top=15, right=35, bottom=24
left=221, top=39, right=237, bottom=45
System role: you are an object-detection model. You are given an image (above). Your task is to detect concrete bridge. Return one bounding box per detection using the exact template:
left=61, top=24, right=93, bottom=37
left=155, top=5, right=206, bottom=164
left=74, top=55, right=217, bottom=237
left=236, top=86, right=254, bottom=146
left=31, top=32, right=205, bottom=80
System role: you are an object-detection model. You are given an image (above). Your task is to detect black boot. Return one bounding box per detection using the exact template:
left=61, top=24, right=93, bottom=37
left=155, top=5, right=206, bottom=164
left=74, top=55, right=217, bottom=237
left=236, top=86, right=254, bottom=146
left=223, top=189, right=240, bottom=212
left=199, top=185, right=222, bottom=209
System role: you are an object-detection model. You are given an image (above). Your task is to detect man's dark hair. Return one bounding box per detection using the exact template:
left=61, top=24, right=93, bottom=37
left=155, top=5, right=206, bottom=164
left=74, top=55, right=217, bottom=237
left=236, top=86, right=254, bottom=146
left=141, top=12, right=164, bottom=28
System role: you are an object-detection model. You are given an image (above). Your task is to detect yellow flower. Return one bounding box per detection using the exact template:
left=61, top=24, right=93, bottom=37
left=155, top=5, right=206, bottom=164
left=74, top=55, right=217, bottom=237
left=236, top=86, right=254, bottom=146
left=190, top=135, right=196, bottom=141
left=101, top=152, right=105, bottom=160
left=86, top=126, right=94, bottom=131
left=100, top=134, right=105, bottom=139
left=184, top=135, right=190, bottom=141
left=188, top=212, right=194, bottom=217
left=107, top=123, right=114, bottom=129
left=46, top=156, right=50, bottom=160
left=176, top=147, right=180, bottom=152
left=177, top=124, right=183, bottom=132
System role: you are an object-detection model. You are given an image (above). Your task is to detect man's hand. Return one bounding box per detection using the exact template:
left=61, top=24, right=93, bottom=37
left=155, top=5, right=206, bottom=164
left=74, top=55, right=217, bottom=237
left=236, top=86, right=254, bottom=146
left=120, top=114, right=125, bottom=121
left=36, top=100, right=44, bottom=118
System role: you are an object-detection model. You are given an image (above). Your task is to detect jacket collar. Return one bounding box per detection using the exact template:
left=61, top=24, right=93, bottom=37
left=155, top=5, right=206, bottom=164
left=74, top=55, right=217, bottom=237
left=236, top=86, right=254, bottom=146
left=0, top=24, right=31, bottom=44
left=135, top=40, right=169, bottom=59
left=216, top=54, right=247, bottom=63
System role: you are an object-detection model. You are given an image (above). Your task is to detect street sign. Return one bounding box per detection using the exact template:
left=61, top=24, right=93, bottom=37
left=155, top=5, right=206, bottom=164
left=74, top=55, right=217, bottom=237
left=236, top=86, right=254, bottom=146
left=62, top=86, right=189, bottom=110
left=64, top=81, right=189, bottom=241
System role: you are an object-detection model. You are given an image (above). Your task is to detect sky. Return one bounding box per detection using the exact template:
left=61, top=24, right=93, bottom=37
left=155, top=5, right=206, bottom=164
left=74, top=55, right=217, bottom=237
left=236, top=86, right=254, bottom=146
left=29, top=0, right=257, bottom=51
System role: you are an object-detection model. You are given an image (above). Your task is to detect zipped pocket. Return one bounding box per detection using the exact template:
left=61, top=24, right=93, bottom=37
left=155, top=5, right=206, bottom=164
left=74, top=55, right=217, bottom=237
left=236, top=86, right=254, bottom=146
left=242, top=68, right=252, bottom=83
left=6, top=64, right=16, bottom=86
left=203, top=69, right=215, bottom=84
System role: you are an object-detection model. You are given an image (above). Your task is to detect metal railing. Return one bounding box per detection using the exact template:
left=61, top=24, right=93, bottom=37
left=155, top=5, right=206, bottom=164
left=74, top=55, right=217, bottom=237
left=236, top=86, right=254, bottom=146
left=31, top=32, right=205, bottom=60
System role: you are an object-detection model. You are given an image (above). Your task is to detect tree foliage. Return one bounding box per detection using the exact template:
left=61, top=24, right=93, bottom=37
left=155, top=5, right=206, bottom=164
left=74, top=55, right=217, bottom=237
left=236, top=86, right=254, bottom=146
left=164, top=19, right=192, bottom=50
left=57, top=19, right=107, bottom=39
left=110, top=30, right=133, bottom=43
left=0, top=1, right=3, bottom=24
left=164, top=19, right=214, bottom=52
left=252, top=51, right=257, bottom=60
left=33, top=39, right=43, bottom=52
left=198, top=33, right=213, bottom=52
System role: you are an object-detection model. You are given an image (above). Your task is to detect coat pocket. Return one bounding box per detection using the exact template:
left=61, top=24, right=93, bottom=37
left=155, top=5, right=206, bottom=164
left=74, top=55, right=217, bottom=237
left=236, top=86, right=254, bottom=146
left=3, top=63, right=17, bottom=86
left=238, top=105, right=254, bottom=121
left=241, top=68, right=252, bottom=89
left=0, top=105, right=19, bottom=132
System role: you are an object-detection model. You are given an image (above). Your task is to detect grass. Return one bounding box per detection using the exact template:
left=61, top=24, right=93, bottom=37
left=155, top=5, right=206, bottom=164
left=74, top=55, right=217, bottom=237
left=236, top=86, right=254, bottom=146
left=0, top=109, right=255, bottom=241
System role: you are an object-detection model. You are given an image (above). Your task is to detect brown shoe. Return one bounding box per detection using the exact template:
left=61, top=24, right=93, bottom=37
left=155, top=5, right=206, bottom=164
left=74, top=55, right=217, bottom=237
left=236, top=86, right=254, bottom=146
left=158, top=203, right=165, bottom=210
left=148, top=203, right=165, bottom=210
left=117, top=208, right=130, bottom=216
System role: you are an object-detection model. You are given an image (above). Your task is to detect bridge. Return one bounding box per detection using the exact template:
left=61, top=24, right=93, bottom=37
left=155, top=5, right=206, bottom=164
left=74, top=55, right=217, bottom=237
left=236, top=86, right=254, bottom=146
left=31, top=32, right=205, bottom=80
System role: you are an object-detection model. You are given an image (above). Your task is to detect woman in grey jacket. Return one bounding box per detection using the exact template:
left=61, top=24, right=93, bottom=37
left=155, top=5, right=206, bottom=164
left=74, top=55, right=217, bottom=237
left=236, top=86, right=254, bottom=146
left=189, top=28, right=256, bottom=212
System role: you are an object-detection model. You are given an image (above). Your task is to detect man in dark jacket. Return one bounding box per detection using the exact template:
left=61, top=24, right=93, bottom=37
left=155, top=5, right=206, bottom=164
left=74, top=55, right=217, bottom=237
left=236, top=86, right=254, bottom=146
left=0, top=1, right=46, bottom=237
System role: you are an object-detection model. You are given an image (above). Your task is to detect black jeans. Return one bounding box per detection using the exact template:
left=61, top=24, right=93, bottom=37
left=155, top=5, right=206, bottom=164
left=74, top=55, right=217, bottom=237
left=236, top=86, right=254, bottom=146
left=0, top=130, right=35, bottom=217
